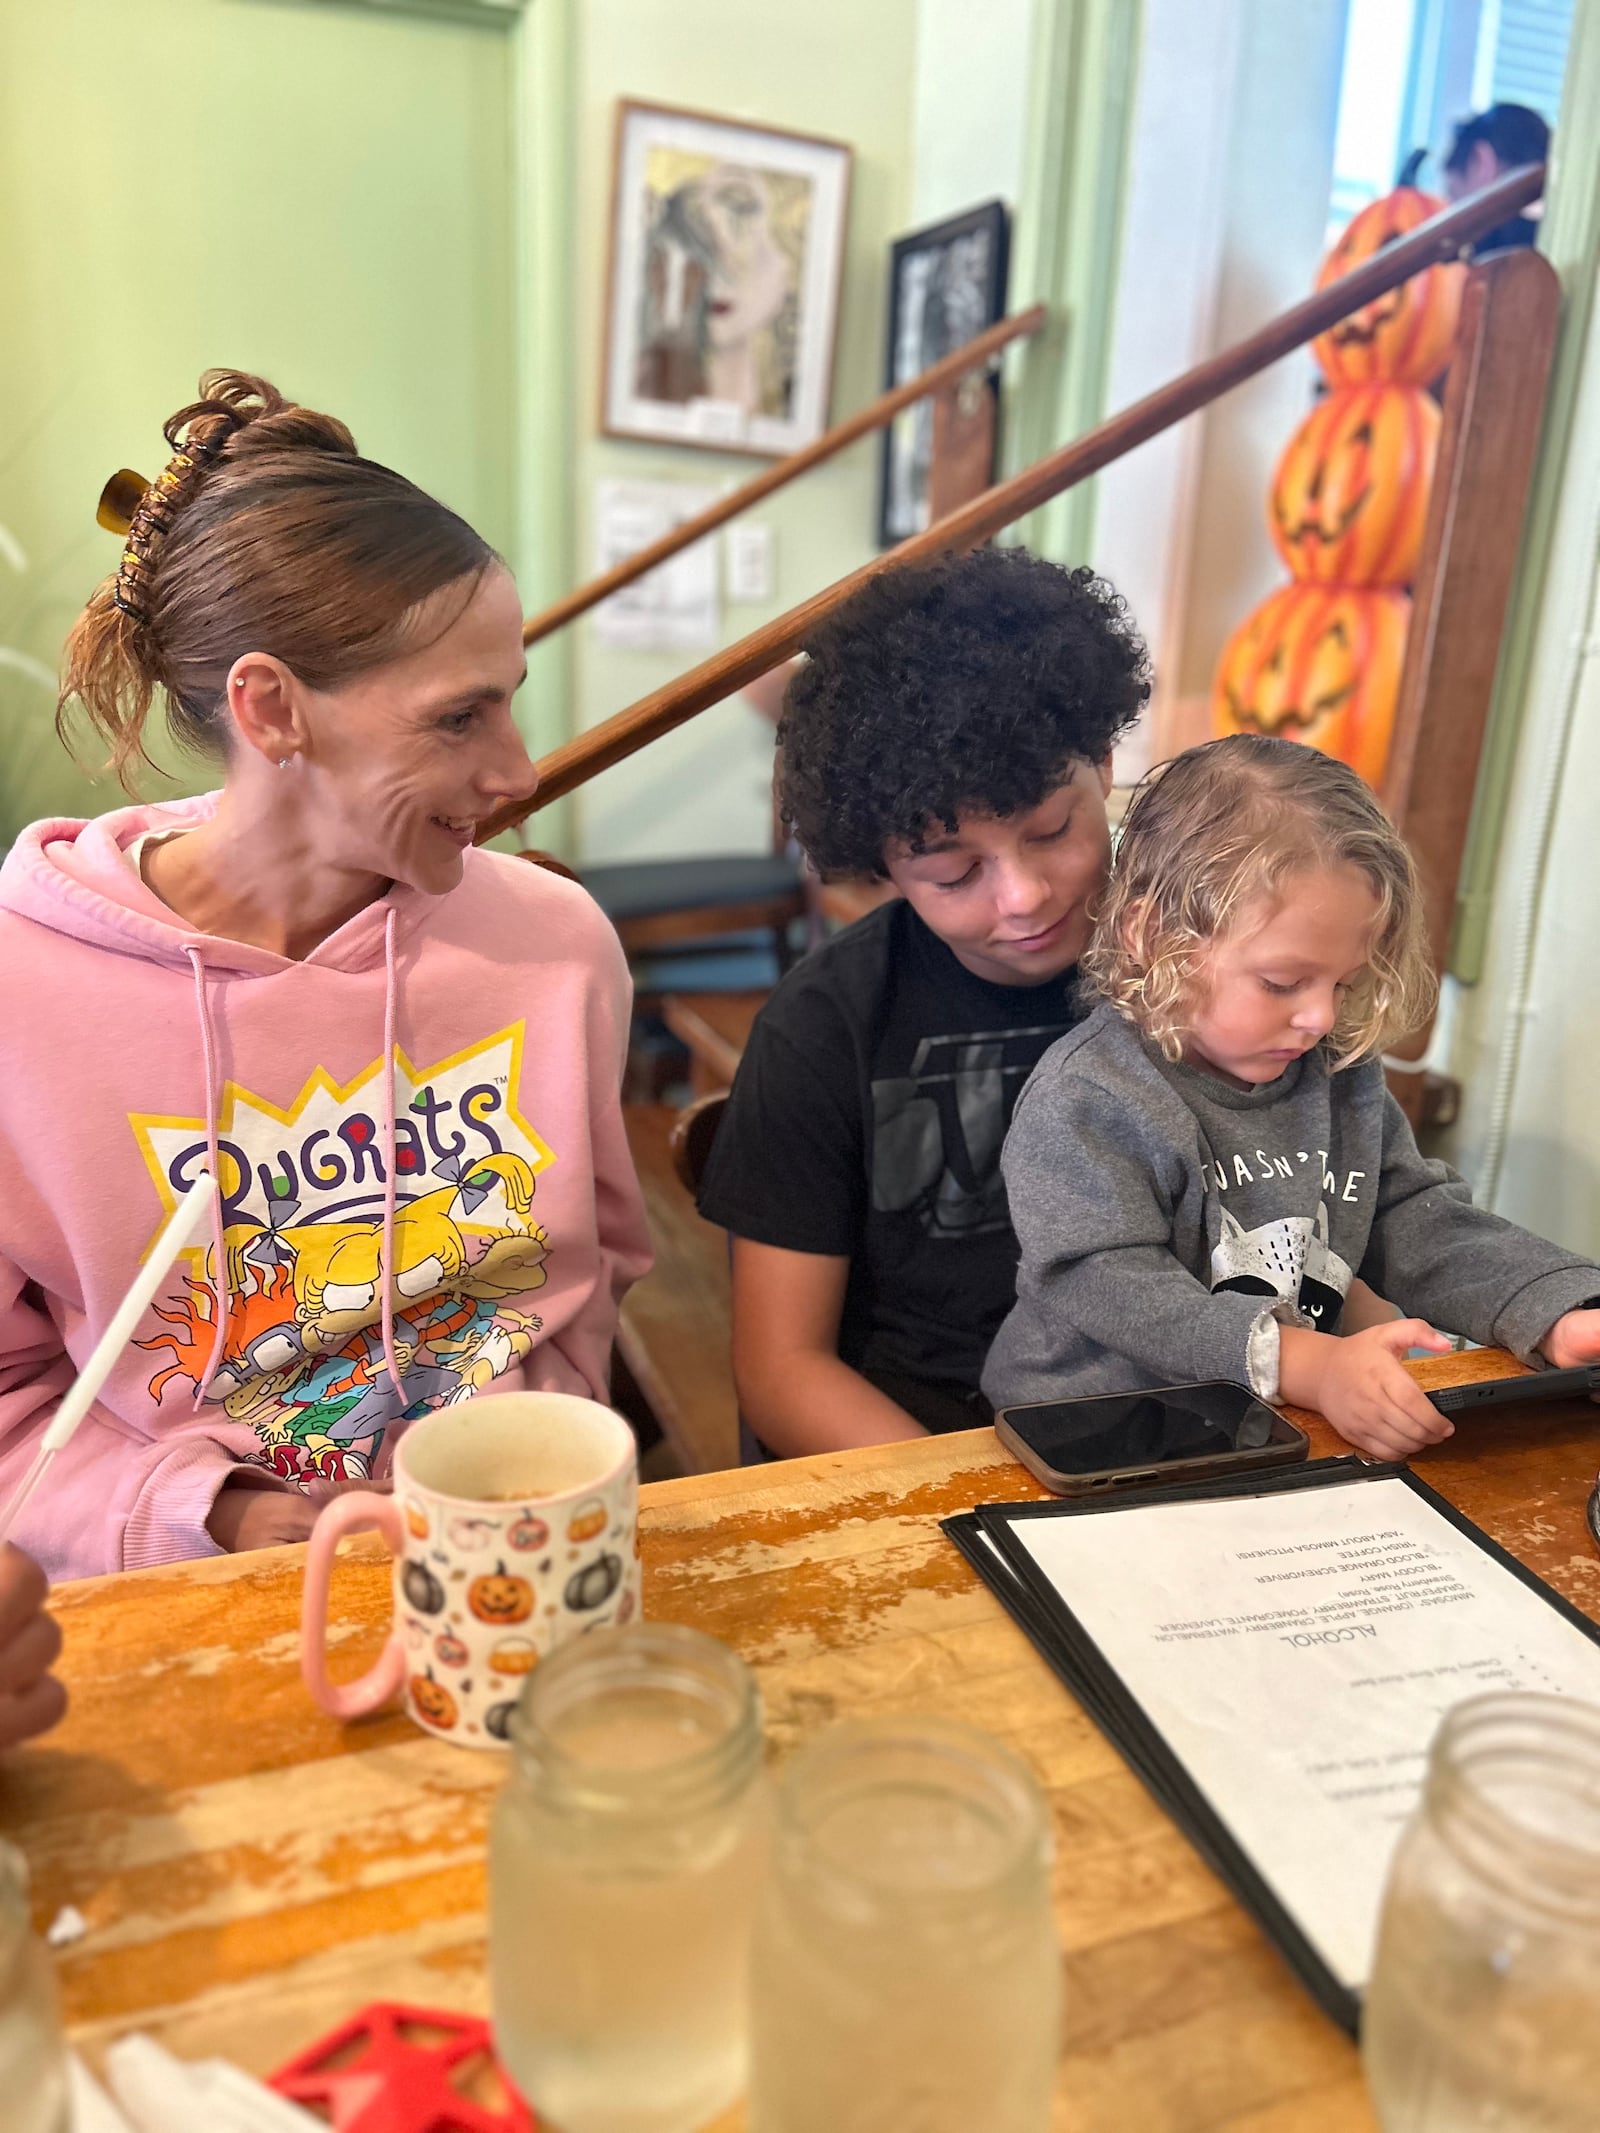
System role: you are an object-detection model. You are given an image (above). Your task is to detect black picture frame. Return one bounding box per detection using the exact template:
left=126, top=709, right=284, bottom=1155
left=877, top=199, right=1010, bottom=548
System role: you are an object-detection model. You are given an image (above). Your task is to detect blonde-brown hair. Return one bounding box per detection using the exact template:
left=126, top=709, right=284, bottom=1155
left=1082, top=733, right=1436, bottom=1067
left=59, top=369, right=495, bottom=789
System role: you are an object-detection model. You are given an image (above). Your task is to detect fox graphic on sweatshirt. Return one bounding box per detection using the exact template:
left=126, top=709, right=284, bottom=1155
left=0, top=795, right=651, bottom=1579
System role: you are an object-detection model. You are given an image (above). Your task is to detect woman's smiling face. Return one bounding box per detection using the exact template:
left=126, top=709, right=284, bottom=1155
left=288, top=565, right=537, bottom=896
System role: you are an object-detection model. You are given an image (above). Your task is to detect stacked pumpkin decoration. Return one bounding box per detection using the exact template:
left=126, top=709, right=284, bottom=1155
left=1212, top=188, right=1464, bottom=789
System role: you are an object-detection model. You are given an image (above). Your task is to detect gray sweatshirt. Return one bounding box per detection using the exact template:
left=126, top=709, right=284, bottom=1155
left=983, top=1000, right=1600, bottom=1409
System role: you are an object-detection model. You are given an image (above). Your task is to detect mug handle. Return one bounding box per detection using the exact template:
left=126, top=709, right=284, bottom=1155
left=300, top=1491, right=408, bottom=1721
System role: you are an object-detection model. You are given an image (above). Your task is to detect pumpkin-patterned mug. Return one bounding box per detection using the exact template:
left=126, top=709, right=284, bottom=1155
left=300, top=1392, right=639, bottom=1748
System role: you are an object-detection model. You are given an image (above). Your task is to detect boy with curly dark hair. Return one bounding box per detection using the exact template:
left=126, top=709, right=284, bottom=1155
left=696, top=546, right=1150, bottom=1455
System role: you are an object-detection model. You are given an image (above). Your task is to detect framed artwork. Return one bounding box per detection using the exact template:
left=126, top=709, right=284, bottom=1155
left=877, top=199, right=1010, bottom=546
left=601, top=100, right=853, bottom=458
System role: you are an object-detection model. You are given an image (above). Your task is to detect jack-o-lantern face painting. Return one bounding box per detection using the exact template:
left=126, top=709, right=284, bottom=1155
left=1311, top=189, right=1463, bottom=387
left=1212, top=583, right=1410, bottom=791
left=1269, top=383, right=1439, bottom=587
left=410, top=1673, right=459, bottom=1730
left=468, top=1562, right=535, bottom=1627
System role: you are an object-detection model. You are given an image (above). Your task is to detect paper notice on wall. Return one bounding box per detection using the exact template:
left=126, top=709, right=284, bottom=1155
left=593, top=479, right=722, bottom=652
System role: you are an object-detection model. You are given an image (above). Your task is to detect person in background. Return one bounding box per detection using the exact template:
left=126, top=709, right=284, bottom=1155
left=984, top=735, right=1600, bottom=1460
left=1441, top=103, right=1550, bottom=255
left=0, top=1549, right=64, bottom=1750
left=0, top=371, right=649, bottom=1581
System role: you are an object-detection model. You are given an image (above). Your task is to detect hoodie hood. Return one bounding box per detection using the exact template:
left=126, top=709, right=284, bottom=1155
left=0, top=792, right=437, bottom=977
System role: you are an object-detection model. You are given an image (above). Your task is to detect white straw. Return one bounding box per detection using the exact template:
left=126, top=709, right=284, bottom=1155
left=0, top=1172, right=219, bottom=1547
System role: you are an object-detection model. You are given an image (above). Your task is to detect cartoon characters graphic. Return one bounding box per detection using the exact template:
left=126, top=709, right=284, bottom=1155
left=131, top=1028, right=558, bottom=1484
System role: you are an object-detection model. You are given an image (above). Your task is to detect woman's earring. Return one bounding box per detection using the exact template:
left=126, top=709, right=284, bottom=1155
left=278, top=756, right=293, bottom=770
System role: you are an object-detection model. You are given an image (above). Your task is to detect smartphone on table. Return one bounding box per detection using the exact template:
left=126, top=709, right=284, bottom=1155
left=994, top=1380, right=1309, bottom=1498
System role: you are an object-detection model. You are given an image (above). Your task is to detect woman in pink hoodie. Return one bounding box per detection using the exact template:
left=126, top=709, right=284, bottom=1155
left=0, top=371, right=651, bottom=1580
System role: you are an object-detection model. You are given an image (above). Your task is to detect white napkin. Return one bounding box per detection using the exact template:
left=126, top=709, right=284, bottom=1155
left=93, top=2035, right=320, bottom=2132
left=68, top=2056, right=134, bottom=2133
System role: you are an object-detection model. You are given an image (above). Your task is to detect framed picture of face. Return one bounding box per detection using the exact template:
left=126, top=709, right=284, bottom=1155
left=602, top=100, right=854, bottom=458
left=877, top=200, right=1010, bottom=547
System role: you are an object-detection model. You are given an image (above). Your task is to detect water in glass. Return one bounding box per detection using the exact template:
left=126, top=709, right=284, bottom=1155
left=748, top=1718, right=1059, bottom=2133
left=491, top=1623, right=766, bottom=2133
left=1363, top=1692, right=1600, bottom=2132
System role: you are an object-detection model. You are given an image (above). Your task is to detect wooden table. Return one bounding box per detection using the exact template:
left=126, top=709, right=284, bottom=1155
left=10, top=1348, right=1600, bottom=2129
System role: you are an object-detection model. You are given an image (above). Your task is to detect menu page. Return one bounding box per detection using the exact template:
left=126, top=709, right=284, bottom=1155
left=999, top=1477, right=1600, bottom=1987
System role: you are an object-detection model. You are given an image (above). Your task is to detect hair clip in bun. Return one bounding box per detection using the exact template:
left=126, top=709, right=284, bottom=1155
left=97, top=468, right=151, bottom=538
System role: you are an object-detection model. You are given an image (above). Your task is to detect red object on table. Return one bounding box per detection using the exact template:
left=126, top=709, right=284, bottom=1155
left=268, top=2002, right=536, bottom=2131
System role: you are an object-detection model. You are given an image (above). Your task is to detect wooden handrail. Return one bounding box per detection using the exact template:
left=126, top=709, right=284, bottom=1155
left=482, top=164, right=1543, bottom=841
left=521, top=304, right=1048, bottom=647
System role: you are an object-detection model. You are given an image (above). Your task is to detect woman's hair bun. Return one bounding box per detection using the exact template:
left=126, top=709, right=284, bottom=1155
left=162, top=368, right=358, bottom=462
left=61, top=366, right=492, bottom=794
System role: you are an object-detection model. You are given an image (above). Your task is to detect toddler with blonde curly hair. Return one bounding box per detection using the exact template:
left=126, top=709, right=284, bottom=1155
left=983, top=734, right=1600, bottom=1458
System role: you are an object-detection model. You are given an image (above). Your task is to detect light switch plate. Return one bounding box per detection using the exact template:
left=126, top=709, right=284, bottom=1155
left=726, top=522, right=774, bottom=604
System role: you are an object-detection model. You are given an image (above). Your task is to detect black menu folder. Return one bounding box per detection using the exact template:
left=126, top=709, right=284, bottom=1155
left=943, top=1457, right=1600, bottom=2035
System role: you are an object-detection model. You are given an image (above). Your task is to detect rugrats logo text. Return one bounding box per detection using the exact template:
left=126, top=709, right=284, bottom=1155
left=126, top=1027, right=557, bottom=1484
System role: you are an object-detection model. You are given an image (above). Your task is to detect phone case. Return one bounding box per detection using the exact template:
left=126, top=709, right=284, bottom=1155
left=995, top=1384, right=1308, bottom=1498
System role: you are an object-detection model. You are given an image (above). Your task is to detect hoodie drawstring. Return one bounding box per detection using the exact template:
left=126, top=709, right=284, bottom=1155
left=188, top=913, right=404, bottom=1417
left=186, top=945, right=231, bottom=1408
left=378, top=905, right=404, bottom=1402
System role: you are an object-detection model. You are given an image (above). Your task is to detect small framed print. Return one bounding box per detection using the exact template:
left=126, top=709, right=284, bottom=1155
left=878, top=199, right=1010, bottom=546
left=602, top=99, right=853, bottom=458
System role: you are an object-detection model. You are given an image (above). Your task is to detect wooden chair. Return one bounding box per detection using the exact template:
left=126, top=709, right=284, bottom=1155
left=669, top=1089, right=729, bottom=1195
left=665, top=1092, right=772, bottom=1468
left=583, top=851, right=808, bottom=984
left=521, top=837, right=805, bottom=984
left=581, top=672, right=814, bottom=990
left=614, top=1101, right=739, bottom=1475
left=660, top=992, right=762, bottom=1097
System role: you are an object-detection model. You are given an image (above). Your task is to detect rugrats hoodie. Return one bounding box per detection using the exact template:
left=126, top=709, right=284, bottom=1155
left=0, top=793, right=651, bottom=1579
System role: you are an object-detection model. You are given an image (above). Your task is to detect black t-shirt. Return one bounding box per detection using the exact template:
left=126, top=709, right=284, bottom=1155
left=697, top=900, right=1084, bottom=1435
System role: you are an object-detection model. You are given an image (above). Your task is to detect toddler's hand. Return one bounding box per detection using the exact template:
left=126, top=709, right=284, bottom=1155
left=1284, top=1320, right=1455, bottom=1460
left=1540, top=1308, right=1600, bottom=1371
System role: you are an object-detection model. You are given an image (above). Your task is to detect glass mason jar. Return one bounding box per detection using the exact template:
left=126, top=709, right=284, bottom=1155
left=490, top=1622, right=767, bottom=2133
left=748, top=1718, right=1060, bottom=2133
left=0, top=1842, right=67, bottom=2133
left=1363, top=1692, right=1600, bottom=2132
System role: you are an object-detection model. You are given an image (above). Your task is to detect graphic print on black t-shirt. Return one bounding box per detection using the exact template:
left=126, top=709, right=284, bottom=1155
left=696, top=901, right=1084, bottom=1430
left=871, top=1024, right=1077, bottom=1238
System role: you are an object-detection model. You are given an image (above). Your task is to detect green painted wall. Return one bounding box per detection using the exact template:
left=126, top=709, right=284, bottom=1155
left=0, top=0, right=515, bottom=840
left=564, top=0, right=920, bottom=864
